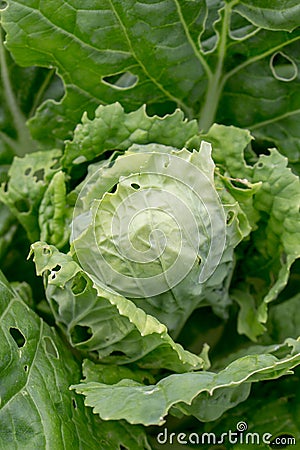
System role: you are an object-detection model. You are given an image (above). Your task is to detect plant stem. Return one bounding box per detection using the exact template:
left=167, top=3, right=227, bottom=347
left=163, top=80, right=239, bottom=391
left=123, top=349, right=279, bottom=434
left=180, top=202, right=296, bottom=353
left=29, top=68, right=55, bottom=118
left=0, top=28, right=36, bottom=156
left=198, top=70, right=223, bottom=132
left=198, top=2, right=234, bottom=132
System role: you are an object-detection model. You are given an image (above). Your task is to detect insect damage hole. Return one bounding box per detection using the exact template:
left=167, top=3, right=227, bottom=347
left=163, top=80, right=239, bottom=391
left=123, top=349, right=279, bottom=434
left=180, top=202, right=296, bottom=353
left=131, top=183, right=140, bottom=190
left=33, top=168, right=45, bottom=182
left=102, top=72, right=138, bottom=90
left=50, top=159, right=60, bottom=170
left=230, top=11, right=258, bottom=40
left=226, top=211, right=235, bottom=225
left=270, top=52, right=298, bottom=82
left=15, top=199, right=30, bottom=213
left=71, top=274, right=87, bottom=295
left=42, top=246, right=51, bottom=256
left=50, top=264, right=61, bottom=280
left=71, top=325, right=92, bottom=344
left=9, top=327, right=26, bottom=348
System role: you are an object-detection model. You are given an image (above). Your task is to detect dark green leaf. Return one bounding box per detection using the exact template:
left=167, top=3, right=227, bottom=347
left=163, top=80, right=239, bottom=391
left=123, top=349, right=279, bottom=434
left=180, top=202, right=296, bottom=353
left=0, top=270, right=151, bottom=449
left=3, top=0, right=300, bottom=158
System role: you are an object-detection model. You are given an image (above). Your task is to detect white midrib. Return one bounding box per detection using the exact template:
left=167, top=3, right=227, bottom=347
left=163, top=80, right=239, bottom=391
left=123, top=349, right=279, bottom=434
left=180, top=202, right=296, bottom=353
left=198, top=1, right=235, bottom=132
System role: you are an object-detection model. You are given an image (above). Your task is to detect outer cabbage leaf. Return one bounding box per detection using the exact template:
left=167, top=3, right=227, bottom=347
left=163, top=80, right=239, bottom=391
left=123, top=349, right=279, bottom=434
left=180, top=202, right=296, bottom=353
left=62, top=102, right=198, bottom=170
left=201, top=124, right=255, bottom=179
left=232, top=287, right=267, bottom=341
left=199, top=367, right=300, bottom=450
left=38, top=171, right=71, bottom=249
left=2, top=0, right=300, bottom=160
left=0, top=203, right=17, bottom=263
left=82, top=359, right=155, bottom=386
left=71, top=338, right=300, bottom=426
left=267, top=293, right=300, bottom=342
left=203, top=124, right=300, bottom=339
left=0, top=270, right=151, bottom=449
left=242, top=149, right=300, bottom=332
left=30, top=241, right=206, bottom=373
left=0, top=150, right=61, bottom=241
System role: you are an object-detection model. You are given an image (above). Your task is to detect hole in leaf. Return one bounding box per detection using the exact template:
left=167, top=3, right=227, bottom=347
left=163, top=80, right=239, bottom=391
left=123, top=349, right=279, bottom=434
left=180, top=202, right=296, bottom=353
left=110, top=183, right=118, bottom=193
left=42, top=246, right=51, bottom=255
left=9, top=327, right=26, bottom=348
left=230, top=178, right=250, bottom=189
left=43, top=336, right=59, bottom=359
left=50, top=264, right=61, bottom=280
left=15, top=199, right=30, bottom=213
left=252, top=139, right=274, bottom=157
left=270, top=52, right=298, bottom=82
left=108, top=159, right=116, bottom=169
left=199, top=9, right=219, bottom=53
left=0, top=1, right=8, bottom=10
left=50, top=159, right=60, bottom=170
left=131, top=183, right=140, bottom=190
left=33, top=168, right=45, bottom=181
left=110, top=350, right=126, bottom=357
left=71, top=325, right=93, bottom=344
left=146, top=101, right=177, bottom=117
left=256, top=162, right=264, bottom=169
left=71, top=274, right=87, bottom=295
left=72, top=398, right=77, bottom=410
left=102, top=72, right=138, bottom=90
left=230, top=11, right=258, bottom=40
left=24, top=365, right=29, bottom=372
left=3, top=182, right=8, bottom=192
left=226, top=211, right=235, bottom=225
left=24, top=168, right=31, bottom=176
